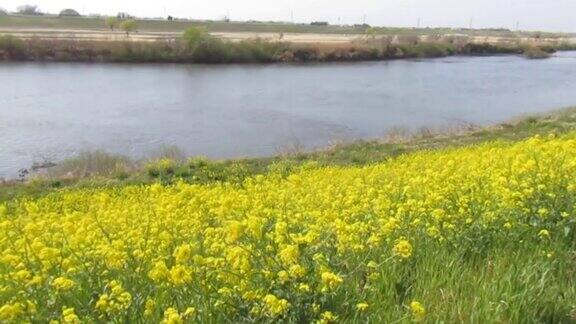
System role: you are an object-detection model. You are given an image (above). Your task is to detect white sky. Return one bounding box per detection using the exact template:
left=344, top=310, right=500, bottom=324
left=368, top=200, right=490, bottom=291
left=2, top=0, right=576, bottom=32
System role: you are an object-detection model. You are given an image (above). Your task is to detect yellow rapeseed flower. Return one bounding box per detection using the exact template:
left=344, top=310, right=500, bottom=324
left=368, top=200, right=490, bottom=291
left=95, top=281, right=132, bottom=316
left=279, top=244, right=300, bottom=266
left=161, top=307, right=183, bottom=324
left=148, top=261, right=170, bottom=282
left=410, top=301, right=426, bottom=321
left=393, top=239, right=413, bottom=259
left=0, top=303, right=24, bottom=321
left=61, top=307, right=80, bottom=324
left=321, top=271, right=343, bottom=290
left=52, top=277, right=75, bottom=292
left=317, top=311, right=337, bottom=323
left=144, top=298, right=156, bottom=317
left=173, top=244, right=193, bottom=264
left=0, top=134, right=574, bottom=321
left=538, top=229, right=550, bottom=239
left=356, top=302, right=369, bottom=312
left=262, top=294, right=290, bottom=317
left=169, top=265, right=193, bottom=285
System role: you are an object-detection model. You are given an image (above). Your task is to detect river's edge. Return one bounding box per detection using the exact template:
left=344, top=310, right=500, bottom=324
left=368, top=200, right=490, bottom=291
left=2, top=107, right=576, bottom=202
left=1, top=34, right=571, bottom=64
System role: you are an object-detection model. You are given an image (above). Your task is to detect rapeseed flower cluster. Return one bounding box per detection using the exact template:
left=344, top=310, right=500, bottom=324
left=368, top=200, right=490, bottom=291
left=0, top=134, right=575, bottom=321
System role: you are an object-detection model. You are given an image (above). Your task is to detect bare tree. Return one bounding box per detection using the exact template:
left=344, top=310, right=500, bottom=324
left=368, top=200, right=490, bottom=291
left=17, top=4, right=42, bottom=15
left=116, top=12, right=132, bottom=19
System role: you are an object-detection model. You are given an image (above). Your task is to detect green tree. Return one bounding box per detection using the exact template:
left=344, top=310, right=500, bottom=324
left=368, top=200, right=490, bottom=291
left=59, top=9, right=80, bottom=17
left=120, top=19, right=138, bottom=36
left=104, top=16, right=119, bottom=31
left=183, top=26, right=211, bottom=50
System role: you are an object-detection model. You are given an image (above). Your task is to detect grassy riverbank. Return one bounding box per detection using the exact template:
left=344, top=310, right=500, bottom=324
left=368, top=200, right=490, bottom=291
left=2, top=108, right=576, bottom=322
left=0, top=32, right=568, bottom=63
left=3, top=107, right=576, bottom=203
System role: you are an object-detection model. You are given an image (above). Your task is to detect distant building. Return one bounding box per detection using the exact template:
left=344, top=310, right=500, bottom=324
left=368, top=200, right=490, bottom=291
left=59, top=9, right=81, bottom=17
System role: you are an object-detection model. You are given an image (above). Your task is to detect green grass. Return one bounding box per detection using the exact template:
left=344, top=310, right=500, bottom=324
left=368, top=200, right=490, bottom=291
left=396, top=239, right=576, bottom=322
left=3, top=107, right=576, bottom=204
left=0, top=15, right=370, bottom=34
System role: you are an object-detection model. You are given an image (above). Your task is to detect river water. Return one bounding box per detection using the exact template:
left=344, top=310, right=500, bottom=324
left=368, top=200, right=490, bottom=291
left=1, top=52, right=576, bottom=178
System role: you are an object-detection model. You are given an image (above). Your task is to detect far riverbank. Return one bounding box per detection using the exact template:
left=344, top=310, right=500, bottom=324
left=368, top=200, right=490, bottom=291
left=1, top=33, right=573, bottom=64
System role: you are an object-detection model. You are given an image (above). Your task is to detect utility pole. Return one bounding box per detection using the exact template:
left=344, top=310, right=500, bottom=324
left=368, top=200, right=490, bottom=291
left=363, top=14, right=367, bottom=25
left=417, top=17, right=421, bottom=28
left=515, top=21, right=520, bottom=31
left=338, top=16, right=341, bottom=26
left=469, top=17, right=474, bottom=29
left=291, top=10, right=294, bottom=23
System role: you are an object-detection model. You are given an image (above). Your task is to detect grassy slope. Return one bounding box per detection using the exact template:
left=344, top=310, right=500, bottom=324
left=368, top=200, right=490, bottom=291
left=0, top=15, right=370, bottom=34
left=2, top=109, right=576, bottom=322
left=2, top=107, right=576, bottom=203
left=0, top=15, right=569, bottom=38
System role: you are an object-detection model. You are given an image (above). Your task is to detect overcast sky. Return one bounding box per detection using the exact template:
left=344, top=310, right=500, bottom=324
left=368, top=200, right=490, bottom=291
left=2, top=0, right=576, bottom=32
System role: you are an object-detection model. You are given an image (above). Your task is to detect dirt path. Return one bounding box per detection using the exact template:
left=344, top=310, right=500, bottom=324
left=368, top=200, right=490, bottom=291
left=0, top=28, right=360, bottom=43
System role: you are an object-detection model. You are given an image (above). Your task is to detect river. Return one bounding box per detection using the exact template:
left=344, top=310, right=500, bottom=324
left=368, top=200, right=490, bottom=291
left=1, top=52, right=576, bottom=178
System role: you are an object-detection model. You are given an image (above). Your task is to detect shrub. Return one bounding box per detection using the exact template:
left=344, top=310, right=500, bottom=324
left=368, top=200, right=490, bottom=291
left=398, top=43, right=456, bottom=58
left=230, top=39, right=287, bottom=63
left=460, top=42, right=520, bottom=55
left=397, top=34, right=420, bottom=45
left=523, top=47, right=552, bottom=59
left=120, top=19, right=138, bottom=36
left=191, top=39, right=231, bottom=63
left=145, top=158, right=176, bottom=178
left=0, top=35, right=27, bottom=59
left=151, top=145, right=187, bottom=162
left=183, top=26, right=211, bottom=50
left=46, top=151, right=133, bottom=179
